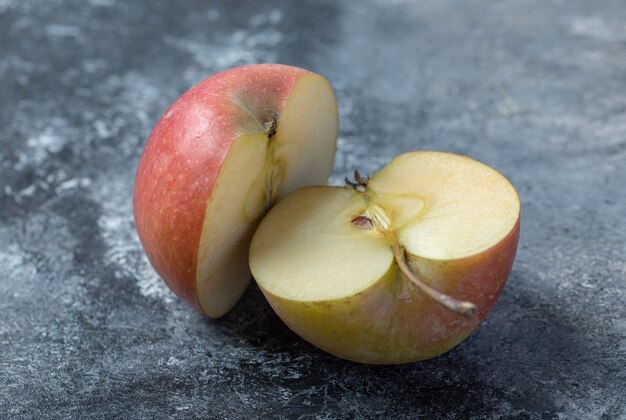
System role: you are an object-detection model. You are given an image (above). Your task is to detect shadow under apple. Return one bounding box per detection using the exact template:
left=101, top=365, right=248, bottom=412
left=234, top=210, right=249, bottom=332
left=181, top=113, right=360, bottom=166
left=212, top=268, right=611, bottom=417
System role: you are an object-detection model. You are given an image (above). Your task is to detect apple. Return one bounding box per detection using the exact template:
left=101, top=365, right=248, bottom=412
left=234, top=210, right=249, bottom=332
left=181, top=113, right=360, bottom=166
left=133, top=64, right=339, bottom=317
left=249, top=151, right=520, bottom=364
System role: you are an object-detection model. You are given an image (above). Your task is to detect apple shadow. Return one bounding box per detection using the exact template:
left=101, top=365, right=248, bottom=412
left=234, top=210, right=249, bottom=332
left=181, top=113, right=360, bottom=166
left=213, top=268, right=612, bottom=417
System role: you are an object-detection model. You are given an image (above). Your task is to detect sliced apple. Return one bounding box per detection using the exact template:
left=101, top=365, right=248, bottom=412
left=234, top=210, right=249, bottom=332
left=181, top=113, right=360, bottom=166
left=250, top=151, right=520, bottom=364
left=134, top=64, right=338, bottom=317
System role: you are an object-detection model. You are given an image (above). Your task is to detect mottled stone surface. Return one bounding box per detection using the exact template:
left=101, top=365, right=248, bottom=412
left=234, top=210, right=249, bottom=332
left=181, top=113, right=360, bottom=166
left=1, top=0, right=625, bottom=418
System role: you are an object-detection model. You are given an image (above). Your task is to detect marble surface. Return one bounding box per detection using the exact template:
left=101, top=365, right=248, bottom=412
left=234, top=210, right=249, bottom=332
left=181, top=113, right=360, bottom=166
left=1, top=0, right=625, bottom=418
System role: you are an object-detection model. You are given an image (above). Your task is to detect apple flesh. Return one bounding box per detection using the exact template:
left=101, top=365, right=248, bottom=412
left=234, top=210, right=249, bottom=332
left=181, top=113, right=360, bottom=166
left=249, top=151, right=520, bottom=364
left=133, top=64, right=338, bottom=317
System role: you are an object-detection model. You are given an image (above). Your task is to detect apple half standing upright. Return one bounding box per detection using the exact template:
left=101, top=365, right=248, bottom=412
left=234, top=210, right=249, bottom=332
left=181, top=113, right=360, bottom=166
left=250, top=151, right=520, bottom=364
left=134, top=64, right=339, bottom=317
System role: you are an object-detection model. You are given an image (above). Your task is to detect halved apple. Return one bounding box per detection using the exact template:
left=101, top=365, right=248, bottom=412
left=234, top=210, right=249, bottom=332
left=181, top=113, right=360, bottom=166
left=250, top=151, right=520, bottom=364
left=133, top=64, right=338, bottom=317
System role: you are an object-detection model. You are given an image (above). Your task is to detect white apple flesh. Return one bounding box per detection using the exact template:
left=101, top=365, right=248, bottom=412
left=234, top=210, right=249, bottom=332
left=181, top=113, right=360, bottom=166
left=134, top=64, right=338, bottom=317
left=250, top=151, right=520, bottom=364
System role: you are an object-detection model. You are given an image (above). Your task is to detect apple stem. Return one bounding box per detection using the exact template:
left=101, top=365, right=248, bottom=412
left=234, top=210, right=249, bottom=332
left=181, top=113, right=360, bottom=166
left=264, top=109, right=279, bottom=139
left=345, top=170, right=369, bottom=193
left=391, top=243, right=477, bottom=318
left=347, top=173, right=477, bottom=318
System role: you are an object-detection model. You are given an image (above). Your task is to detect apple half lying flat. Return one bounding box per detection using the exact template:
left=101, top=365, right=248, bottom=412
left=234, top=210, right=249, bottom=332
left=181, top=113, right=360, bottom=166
left=250, top=151, right=520, bottom=364
left=134, top=64, right=338, bottom=317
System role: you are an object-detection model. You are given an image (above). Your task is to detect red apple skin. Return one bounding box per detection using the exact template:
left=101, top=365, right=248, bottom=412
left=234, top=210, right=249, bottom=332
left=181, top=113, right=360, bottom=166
left=259, top=218, right=520, bottom=364
left=133, top=64, right=308, bottom=311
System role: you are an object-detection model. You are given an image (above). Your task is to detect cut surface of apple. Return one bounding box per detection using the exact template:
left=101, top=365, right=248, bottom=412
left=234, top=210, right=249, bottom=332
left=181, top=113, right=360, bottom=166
left=250, top=151, right=520, bottom=364
left=133, top=64, right=338, bottom=317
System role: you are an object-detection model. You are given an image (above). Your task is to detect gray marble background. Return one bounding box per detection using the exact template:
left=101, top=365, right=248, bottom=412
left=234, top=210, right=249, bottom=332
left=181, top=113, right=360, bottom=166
left=1, top=0, right=625, bottom=418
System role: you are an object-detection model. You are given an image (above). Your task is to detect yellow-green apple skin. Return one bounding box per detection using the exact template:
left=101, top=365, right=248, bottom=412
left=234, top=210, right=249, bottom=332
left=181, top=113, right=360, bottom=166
left=133, top=64, right=338, bottom=317
left=250, top=151, right=520, bottom=364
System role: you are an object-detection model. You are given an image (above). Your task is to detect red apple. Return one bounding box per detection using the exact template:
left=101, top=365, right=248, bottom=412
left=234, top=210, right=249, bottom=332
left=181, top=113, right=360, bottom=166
left=133, top=64, right=339, bottom=317
left=250, top=151, right=520, bottom=364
